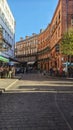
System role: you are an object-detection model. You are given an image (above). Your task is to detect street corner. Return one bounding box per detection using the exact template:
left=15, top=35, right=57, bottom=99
left=0, top=78, right=18, bottom=92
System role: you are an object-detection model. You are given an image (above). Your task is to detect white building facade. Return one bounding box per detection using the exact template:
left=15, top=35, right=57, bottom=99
left=0, top=0, right=15, bottom=63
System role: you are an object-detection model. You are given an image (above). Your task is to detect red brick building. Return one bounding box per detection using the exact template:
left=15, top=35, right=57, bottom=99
left=15, top=0, right=73, bottom=71
left=15, top=34, right=38, bottom=66
left=38, top=0, right=73, bottom=72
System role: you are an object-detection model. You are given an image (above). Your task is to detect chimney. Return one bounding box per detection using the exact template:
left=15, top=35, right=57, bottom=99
left=32, top=33, right=36, bottom=36
left=20, top=37, right=23, bottom=41
left=25, top=36, right=29, bottom=39
left=40, top=29, right=44, bottom=33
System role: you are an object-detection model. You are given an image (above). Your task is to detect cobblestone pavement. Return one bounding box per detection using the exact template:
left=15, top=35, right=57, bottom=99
left=0, top=74, right=22, bottom=92
left=5, top=73, right=73, bottom=92
left=0, top=73, right=73, bottom=92
left=0, top=92, right=73, bottom=130
left=0, top=73, right=73, bottom=130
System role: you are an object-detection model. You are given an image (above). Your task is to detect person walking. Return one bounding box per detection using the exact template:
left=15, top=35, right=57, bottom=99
left=59, top=66, right=63, bottom=77
left=11, top=66, right=15, bottom=78
left=8, top=66, right=12, bottom=78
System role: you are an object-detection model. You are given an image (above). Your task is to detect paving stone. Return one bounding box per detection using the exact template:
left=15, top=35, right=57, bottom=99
left=0, top=93, right=72, bottom=129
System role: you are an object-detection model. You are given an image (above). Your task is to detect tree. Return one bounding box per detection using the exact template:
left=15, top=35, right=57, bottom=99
left=60, top=28, right=73, bottom=63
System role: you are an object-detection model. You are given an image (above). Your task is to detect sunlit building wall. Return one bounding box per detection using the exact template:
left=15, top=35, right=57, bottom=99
left=15, top=34, right=38, bottom=64
left=0, top=0, right=15, bottom=61
left=38, top=0, right=73, bottom=71
left=15, top=0, right=73, bottom=71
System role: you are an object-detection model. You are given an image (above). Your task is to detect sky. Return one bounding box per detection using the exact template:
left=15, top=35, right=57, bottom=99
left=7, top=0, right=58, bottom=42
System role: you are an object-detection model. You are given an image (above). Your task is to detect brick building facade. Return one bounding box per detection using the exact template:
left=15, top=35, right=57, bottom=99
left=15, top=0, right=73, bottom=71
left=15, top=34, right=38, bottom=66
left=38, top=0, right=73, bottom=72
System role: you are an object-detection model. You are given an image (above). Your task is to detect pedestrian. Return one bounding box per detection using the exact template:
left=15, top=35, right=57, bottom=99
left=11, top=65, right=15, bottom=78
left=0, top=66, right=4, bottom=78
left=8, top=66, right=12, bottom=78
left=68, top=66, right=72, bottom=77
left=49, top=67, right=53, bottom=76
left=59, top=66, right=63, bottom=77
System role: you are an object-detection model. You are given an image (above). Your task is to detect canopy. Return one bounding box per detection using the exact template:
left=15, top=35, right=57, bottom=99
left=27, top=61, right=35, bottom=65
left=0, top=56, right=9, bottom=62
left=63, top=62, right=73, bottom=66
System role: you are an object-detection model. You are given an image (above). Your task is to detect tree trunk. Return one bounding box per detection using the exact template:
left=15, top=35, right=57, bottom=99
left=69, top=55, right=71, bottom=65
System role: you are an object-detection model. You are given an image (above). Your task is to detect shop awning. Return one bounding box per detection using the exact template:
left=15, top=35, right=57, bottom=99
left=9, top=57, right=21, bottom=63
left=27, top=61, right=35, bottom=65
left=0, top=56, right=9, bottom=62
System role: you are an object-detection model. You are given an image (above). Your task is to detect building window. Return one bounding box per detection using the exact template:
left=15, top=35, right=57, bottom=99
left=58, top=26, right=60, bottom=37
left=59, top=11, right=60, bottom=20
left=71, top=15, right=73, bottom=26
left=71, top=19, right=73, bottom=26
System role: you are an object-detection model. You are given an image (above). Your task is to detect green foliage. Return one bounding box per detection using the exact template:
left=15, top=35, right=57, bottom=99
left=60, top=28, right=73, bottom=55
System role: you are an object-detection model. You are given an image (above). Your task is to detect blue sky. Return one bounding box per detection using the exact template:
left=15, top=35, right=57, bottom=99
left=7, top=0, right=58, bottom=42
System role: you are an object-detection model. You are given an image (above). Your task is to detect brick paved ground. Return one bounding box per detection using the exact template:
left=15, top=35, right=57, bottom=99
left=0, top=92, right=73, bottom=130
left=0, top=74, right=22, bottom=92
left=0, top=73, right=73, bottom=130
left=0, top=73, right=73, bottom=92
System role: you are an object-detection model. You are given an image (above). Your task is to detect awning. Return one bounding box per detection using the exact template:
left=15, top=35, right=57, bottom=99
left=0, top=56, right=9, bottom=62
left=9, top=57, right=21, bottom=63
left=27, top=61, right=35, bottom=65
left=63, top=62, right=73, bottom=66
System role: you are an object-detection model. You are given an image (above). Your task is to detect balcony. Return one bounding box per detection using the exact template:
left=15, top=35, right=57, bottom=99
left=38, top=46, right=50, bottom=55
left=0, top=25, right=11, bottom=51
